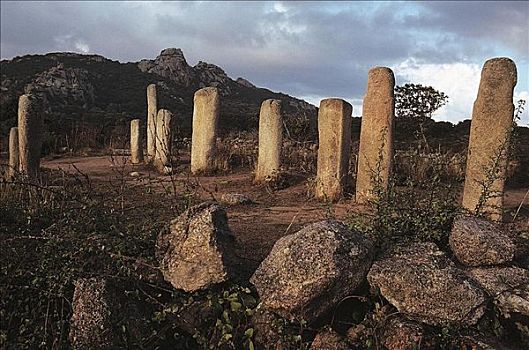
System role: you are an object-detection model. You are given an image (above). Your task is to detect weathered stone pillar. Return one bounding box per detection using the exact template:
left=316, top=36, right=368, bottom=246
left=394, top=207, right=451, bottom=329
left=8, top=127, right=19, bottom=178
left=255, top=99, right=283, bottom=182
left=130, top=119, right=143, bottom=164
left=146, top=84, right=157, bottom=161
left=356, top=67, right=395, bottom=204
left=315, top=98, right=352, bottom=201
left=154, top=109, right=173, bottom=171
left=462, top=58, right=517, bottom=221
left=191, top=87, right=220, bottom=174
left=18, top=94, right=42, bottom=178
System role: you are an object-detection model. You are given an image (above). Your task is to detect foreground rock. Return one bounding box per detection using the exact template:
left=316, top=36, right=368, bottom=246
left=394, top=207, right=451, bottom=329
left=382, top=317, right=426, bottom=350
left=311, top=328, right=350, bottom=350
left=467, top=266, right=529, bottom=317
left=251, top=220, right=373, bottom=322
left=450, top=215, right=515, bottom=266
left=368, top=243, right=486, bottom=326
left=69, top=278, right=118, bottom=349
left=251, top=308, right=287, bottom=349
left=156, top=203, right=237, bottom=292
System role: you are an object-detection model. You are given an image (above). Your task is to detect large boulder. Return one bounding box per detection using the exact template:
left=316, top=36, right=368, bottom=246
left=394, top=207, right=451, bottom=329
left=250, top=220, right=374, bottom=322
left=367, top=243, right=486, bottom=326
left=69, top=278, right=118, bottom=349
left=156, top=202, right=237, bottom=292
left=449, top=215, right=515, bottom=266
left=467, top=266, right=529, bottom=318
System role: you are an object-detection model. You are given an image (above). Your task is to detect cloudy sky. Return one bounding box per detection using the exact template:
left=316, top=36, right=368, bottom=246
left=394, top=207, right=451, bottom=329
left=1, top=1, right=528, bottom=123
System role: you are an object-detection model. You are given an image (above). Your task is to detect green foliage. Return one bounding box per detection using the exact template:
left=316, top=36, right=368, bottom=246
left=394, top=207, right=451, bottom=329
left=349, top=149, right=461, bottom=252
left=0, top=165, right=258, bottom=349
left=395, top=83, right=449, bottom=123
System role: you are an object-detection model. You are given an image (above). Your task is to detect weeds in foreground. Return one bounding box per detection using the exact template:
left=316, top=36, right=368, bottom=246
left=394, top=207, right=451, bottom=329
left=349, top=148, right=461, bottom=253
left=0, top=166, right=261, bottom=349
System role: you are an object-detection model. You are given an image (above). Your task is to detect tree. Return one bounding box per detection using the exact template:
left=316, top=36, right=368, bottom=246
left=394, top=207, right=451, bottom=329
left=394, top=83, right=449, bottom=151
left=395, top=83, right=448, bottom=122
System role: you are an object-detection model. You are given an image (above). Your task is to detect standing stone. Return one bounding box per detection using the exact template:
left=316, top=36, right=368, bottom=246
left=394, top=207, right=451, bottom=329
left=255, top=99, right=283, bottom=182
left=191, top=87, right=220, bottom=174
left=8, top=127, right=19, bottom=178
left=315, top=98, right=352, bottom=201
left=462, top=58, right=517, bottom=221
left=356, top=67, right=395, bottom=204
left=146, top=84, right=157, bottom=161
left=154, top=109, right=172, bottom=171
left=18, top=94, right=42, bottom=177
left=130, top=119, right=143, bottom=164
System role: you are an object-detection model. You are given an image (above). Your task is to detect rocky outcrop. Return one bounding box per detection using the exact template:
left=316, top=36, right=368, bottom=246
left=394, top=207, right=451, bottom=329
left=1, top=48, right=318, bottom=139
left=137, top=49, right=234, bottom=95
left=138, top=48, right=195, bottom=87
left=450, top=215, right=515, bottom=266
left=155, top=202, right=237, bottom=292
left=194, top=61, right=232, bottom=95
left=367, top=242, right=486, bottom=326
left=25, top=63, right=94, bottom=107
left=236, top=77, right=256, bottom=88
left=251, top=220, right=374, bottom=322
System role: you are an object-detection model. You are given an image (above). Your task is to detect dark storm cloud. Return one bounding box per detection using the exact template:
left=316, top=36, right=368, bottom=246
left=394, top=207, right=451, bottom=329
left=411, top=1, right=529, bottom=57
left=1, top=1, right=528, bottom=102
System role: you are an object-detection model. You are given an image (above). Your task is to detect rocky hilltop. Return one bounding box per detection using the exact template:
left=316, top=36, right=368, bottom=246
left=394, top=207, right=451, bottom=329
left=0, top=48, right=316, bottom=139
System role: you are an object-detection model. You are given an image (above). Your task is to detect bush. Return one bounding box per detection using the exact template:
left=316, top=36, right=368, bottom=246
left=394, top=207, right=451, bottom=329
left=349, top=150, right=461, bottom=253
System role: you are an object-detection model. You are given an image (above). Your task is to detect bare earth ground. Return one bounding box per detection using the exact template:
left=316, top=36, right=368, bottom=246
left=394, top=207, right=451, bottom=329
left=40, top=155, right=529, bottom=270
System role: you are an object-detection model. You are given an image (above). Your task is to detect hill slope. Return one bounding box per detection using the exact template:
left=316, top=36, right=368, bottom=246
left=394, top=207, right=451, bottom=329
left=0, top=48, right=317, bottom=140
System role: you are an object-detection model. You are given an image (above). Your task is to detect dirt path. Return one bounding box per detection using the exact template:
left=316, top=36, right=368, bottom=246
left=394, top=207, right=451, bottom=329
left=42, top=155, right=529, bottom=268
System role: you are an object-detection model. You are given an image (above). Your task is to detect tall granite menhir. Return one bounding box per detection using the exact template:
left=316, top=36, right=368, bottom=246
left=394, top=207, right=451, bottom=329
left=462, top=57, right=517, bottom=221
left=315, top=98, right=352, bottom=201
left=146, top=84, right=158, bottom=161
left=255, top=99, right=283, bottom=182
left=191, top=87, right=220, bottom=174
left=155, top=109, right=173, bottom=172
left=8, top=127, right=19, bottom=178
left=130, top=119, right=143, bottom=164
left=356, top=67, right=395, bottom=203
left=18, top=94, right=42, bottom=178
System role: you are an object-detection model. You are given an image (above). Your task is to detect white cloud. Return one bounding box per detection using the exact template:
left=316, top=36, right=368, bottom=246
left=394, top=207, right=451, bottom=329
left=75, top=41, right=89, bottom=54
left=394, top=58, right=529, bottom=124
left=395, top=58, right=481, bottom=122
left=273, top=2, right=288, bottom=14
